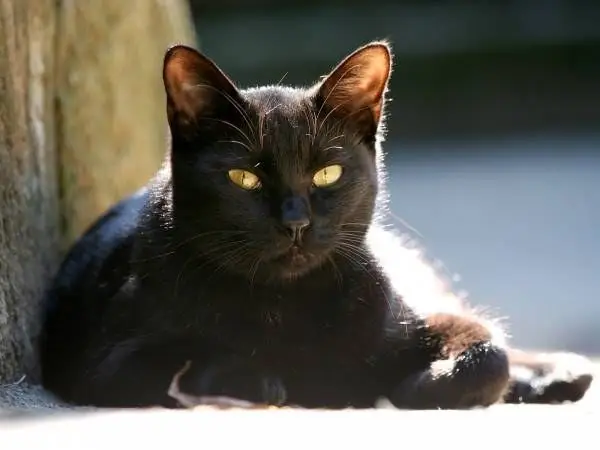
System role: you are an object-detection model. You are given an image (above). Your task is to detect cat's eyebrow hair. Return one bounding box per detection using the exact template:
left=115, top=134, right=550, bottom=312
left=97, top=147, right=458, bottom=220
left=317, top=132, right=346, bottom=152
left=321, top=144, right=344, bottom=152
left=216, top=139, right=254, bottom=152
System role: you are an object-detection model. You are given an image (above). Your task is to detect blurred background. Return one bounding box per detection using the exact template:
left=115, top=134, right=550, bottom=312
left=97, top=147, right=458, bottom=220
left=189, top=0, right=600, bottom=353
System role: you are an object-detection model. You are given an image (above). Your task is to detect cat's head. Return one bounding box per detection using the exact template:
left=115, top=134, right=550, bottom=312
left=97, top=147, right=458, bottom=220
left=162, top=41, right=392, bottom=282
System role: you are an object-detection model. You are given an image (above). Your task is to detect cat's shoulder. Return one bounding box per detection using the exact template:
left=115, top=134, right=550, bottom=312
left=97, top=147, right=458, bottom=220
left=49, top=188, right=149, bottom=295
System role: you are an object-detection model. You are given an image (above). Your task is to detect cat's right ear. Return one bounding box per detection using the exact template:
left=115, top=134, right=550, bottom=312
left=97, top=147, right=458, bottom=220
left=163, top=45, right=241, bottom=131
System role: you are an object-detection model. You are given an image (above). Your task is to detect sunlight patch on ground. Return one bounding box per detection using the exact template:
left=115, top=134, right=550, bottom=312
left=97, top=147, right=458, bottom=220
left=1, top=362, right=597, bottom=449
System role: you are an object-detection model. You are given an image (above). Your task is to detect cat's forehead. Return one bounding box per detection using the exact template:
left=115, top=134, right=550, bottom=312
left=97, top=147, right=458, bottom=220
left=239, top=86, right=342, bottom=158
left=241, top=85, right=309, bottom=114
left=238, top=86, right=320, bottom=164
left=241, top=86, right=312, bottom=133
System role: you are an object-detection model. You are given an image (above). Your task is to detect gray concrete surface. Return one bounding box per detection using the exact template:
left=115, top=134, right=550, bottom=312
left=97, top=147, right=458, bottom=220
left=1, top=371, right=597, bottom=449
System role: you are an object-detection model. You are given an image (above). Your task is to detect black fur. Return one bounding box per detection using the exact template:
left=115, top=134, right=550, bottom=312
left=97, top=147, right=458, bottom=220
left=40, top=42, right=593, bottom=409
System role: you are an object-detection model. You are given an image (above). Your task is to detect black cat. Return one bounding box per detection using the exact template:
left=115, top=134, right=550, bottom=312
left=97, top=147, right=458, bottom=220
left=40, top=41, right=594, bottom=408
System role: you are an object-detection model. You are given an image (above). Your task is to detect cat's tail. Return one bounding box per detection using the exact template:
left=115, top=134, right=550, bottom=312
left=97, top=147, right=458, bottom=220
left=504, top=348, right=594, bottom=404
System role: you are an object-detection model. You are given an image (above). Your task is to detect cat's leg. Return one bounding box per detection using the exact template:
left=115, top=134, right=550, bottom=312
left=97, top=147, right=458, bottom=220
left=63, top=340, right=286, bottom=408
left=50, top=336, right=201, bottom=408
left=504, top=348, right=594, bottom=404
left=390, top=313, right=510, bottom=409
left=174, top=356, right=287, bottom=407
left=167, top=360, right=285, bottom=408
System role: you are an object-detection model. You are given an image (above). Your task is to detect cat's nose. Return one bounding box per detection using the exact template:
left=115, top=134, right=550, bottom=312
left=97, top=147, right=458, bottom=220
left=281, top=196, right=310, bottom=243
left=283, top=218, right=310, bottom=243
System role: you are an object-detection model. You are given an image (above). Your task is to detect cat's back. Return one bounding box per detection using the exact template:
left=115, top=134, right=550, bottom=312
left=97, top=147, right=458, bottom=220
left=40, top=187, right=150, bottom=392
left=366, top=224, right=464, bottom=316
left=43, top=188, right=148, bottom=316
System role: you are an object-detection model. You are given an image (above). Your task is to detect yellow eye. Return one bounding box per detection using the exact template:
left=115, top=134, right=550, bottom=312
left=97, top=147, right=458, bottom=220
left=312, top=164, right=343, bottom=188
left=228, top=169, right=261, bottom=190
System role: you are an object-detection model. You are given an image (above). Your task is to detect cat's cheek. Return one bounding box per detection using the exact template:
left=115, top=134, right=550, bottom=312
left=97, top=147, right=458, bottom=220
left=310, top=188, right=344, bottom=216
left=305, top=223, right=335, bottom=247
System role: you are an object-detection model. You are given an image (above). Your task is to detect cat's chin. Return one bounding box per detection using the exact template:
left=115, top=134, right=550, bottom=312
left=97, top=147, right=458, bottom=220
left=275, top=264, right=320, bottom=282
left=264, top=246, right=326, bottom=281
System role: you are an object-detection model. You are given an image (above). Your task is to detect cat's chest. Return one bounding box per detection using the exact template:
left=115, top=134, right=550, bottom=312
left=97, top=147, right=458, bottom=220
left=188, top=277, right=394, bottom=362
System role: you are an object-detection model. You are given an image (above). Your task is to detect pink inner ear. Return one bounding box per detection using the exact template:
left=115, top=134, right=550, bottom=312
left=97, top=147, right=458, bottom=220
left=163, top=46, right=240, bottom=122
left=359, top=72, right=386, bottom=100
left=164, top=50, right=216, bottom=119
left=320, top=44, right=391, bottom=122
left=178, top=83, right=207, bottom=117
left=166, top=51, right=199, bottom=89
left=168, top=78, right=205, bottom=118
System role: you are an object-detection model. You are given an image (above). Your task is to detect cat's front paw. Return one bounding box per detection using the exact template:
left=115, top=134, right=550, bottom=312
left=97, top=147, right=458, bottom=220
left=171, top=358, right=287, bottom=408
left=391, top=342, right=510, bottom=409
left=504, top=351, right=594, bottom=404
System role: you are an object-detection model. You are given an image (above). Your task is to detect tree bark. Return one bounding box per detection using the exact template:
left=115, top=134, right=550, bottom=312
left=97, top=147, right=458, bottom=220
left=55, top=0, right=196, bottom=248
left=0, top=0, right=60, bottom=385
left=0, top=0, right=195, bottom=408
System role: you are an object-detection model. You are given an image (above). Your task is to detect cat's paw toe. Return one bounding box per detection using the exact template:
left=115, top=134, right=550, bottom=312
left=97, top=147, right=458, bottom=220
left=451, top=342, right=511, bottom=407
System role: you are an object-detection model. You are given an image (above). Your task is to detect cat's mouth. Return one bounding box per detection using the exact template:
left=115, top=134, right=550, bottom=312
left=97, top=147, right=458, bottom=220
left=273, top=245, right=309, bottom=265
left=269, top=243, right=316, bottom=270
left=262, top=240, right=328, bottom=279
left=288, top=245, right=309, bottom=265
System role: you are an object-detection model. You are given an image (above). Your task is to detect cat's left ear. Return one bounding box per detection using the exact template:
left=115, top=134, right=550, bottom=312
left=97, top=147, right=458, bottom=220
left=163, top=44, right=242, bottom=132
left=315, top=41, right=392, bottom=138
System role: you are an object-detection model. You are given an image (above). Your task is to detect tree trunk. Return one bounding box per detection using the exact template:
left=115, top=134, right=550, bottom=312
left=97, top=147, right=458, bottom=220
left=0, top=0, right=195, bottom=408
left=55, top=0, right=196, bottom=248
left=0, top=0, right=60, bottom=385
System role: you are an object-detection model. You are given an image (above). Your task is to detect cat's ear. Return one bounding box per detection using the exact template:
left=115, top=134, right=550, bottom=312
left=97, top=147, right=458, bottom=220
left=315, top=41, right=392, bottom=137
left=163, top=44, right=241, bottom=131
